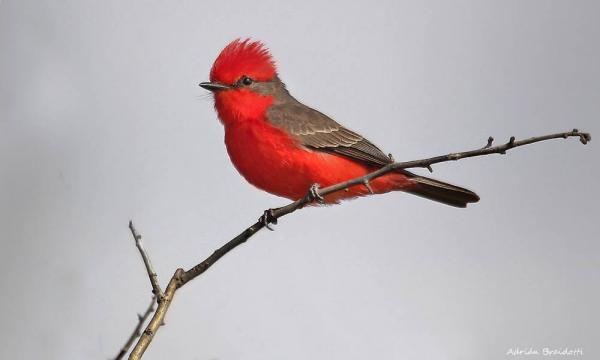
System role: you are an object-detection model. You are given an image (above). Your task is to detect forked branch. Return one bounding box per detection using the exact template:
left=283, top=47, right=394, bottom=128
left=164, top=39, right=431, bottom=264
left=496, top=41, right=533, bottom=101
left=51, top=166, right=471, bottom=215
left=122, top=129, right=590, bottom=360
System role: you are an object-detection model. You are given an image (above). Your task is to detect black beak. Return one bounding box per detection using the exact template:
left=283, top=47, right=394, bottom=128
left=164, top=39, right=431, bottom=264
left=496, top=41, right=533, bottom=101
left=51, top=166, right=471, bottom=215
left=199, top=82, right=231, bottom=92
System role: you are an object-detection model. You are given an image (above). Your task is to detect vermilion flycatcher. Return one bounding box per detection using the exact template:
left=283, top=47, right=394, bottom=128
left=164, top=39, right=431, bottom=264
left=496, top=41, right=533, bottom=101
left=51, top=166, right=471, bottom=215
left=200, top=39, right=479, bottom=207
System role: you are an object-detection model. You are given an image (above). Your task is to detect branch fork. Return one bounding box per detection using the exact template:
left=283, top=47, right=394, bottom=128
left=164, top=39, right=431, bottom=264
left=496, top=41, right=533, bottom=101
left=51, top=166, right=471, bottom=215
left=117, top=129, right=589, bottom=360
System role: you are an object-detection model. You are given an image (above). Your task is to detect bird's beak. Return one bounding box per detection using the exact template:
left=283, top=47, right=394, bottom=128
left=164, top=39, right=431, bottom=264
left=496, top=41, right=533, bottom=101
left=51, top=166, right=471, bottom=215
left=199, top=82, right=231, bottom=92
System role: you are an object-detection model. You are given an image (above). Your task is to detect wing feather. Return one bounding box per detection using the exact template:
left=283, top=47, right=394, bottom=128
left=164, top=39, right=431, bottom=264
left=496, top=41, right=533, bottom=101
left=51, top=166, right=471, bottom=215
left=267, top=103, right=392, bottom=167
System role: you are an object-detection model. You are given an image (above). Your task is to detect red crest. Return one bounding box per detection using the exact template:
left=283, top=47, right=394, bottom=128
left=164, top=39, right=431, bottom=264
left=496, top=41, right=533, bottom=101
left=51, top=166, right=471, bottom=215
left=209, top=39, right=277, bottom=84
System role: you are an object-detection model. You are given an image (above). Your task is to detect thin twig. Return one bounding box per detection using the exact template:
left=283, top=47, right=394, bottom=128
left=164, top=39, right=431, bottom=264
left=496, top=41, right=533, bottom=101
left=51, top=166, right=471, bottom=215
left=129, top=221, right=164, bottom=300
left=127, top=129, right=590, bottom=359
left=113, top=297, right=156, bottom=360
left=314, top=129, right=591, bottom=199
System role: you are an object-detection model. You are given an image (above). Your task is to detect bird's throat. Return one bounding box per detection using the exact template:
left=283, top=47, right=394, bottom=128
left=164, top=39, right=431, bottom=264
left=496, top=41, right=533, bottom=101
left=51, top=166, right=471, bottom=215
left=215, top=90, right=274, bottom=127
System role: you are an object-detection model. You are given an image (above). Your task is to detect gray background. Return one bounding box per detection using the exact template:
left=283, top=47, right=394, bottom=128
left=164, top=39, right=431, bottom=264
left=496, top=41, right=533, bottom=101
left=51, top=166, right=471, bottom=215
left=1, top=1, right=598, bottom=359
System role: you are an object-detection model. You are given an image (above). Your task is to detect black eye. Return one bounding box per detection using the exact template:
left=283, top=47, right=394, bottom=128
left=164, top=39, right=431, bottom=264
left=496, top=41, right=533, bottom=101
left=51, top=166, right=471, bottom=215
left=241, top=76, right=253, bottom=86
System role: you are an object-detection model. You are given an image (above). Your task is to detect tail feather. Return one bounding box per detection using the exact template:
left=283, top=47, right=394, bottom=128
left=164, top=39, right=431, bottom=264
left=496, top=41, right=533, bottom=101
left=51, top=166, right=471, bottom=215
left=401, top=170, right=479, bottom=208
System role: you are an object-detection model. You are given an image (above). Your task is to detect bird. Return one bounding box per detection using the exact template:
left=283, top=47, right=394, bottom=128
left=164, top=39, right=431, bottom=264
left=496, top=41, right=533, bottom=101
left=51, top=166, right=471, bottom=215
left=200, top=39, right=479, bottom=207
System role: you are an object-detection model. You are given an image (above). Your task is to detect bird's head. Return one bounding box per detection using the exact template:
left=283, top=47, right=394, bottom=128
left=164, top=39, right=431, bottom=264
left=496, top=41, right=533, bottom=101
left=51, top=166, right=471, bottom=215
left=200, top=39, right=286, bottom=124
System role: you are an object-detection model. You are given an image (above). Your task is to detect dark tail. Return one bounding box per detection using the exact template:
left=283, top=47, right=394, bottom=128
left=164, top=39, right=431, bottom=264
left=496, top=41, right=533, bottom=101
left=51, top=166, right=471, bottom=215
left=401, top=170, right=479, bottom=208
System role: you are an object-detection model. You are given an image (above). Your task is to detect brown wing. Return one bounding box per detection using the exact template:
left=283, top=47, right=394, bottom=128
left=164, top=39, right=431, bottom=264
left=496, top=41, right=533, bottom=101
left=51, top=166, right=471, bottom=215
left=266, top=102, right=393, bottom=167
left=266, top=99, right=480, bottom=207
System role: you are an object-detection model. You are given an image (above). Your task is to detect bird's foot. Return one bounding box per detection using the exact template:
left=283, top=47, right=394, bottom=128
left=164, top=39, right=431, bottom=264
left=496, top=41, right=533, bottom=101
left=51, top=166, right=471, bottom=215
left=306, top=183, right=325, bottom=204
left=259, top=209, right=278, bottom=231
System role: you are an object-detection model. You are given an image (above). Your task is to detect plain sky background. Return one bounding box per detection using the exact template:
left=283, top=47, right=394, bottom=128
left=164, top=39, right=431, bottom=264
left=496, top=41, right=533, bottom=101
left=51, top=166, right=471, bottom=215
left=1, top=1, right=599, bottom=359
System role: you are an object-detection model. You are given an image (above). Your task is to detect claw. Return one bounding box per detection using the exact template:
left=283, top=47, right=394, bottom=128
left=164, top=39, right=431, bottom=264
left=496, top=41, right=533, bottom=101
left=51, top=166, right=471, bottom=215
left=308, top=183, right=325, bottom=204
left=259, top=209, right=278, bottom=231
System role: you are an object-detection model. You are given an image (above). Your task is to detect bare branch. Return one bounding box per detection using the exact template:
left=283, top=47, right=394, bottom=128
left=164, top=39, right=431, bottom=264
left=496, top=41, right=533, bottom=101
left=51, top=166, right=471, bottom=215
left=316, top=129, right=591, bottom=198
left=126, top=129, right=590, bottom=359
left=113, top=297, right=155, bottom=360
left=129, top=270, right=183, bottom=360
left=179, top=223, right=262, bottom=286
left=178, top=129, right=590, bottom=286
left=129, top=221, right=164, bottom=300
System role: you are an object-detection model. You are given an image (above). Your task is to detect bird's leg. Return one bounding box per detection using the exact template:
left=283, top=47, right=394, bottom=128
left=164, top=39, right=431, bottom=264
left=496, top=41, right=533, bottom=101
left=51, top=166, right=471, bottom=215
left=260, top=183, right=324, bottom=230
left=259, top=208, right=278, bottom=231
left=306, top=183, right=325, bottom=204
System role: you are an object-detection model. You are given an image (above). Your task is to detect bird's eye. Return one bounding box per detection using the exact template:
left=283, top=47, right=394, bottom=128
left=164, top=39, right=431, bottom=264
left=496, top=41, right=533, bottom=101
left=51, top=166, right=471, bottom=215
left=241, top=76, right=253, bottom=86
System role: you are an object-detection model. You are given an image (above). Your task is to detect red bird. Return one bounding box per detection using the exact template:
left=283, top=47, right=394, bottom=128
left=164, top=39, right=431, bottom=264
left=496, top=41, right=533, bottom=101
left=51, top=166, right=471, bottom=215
left=200, top=39, right=479, bottom=207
